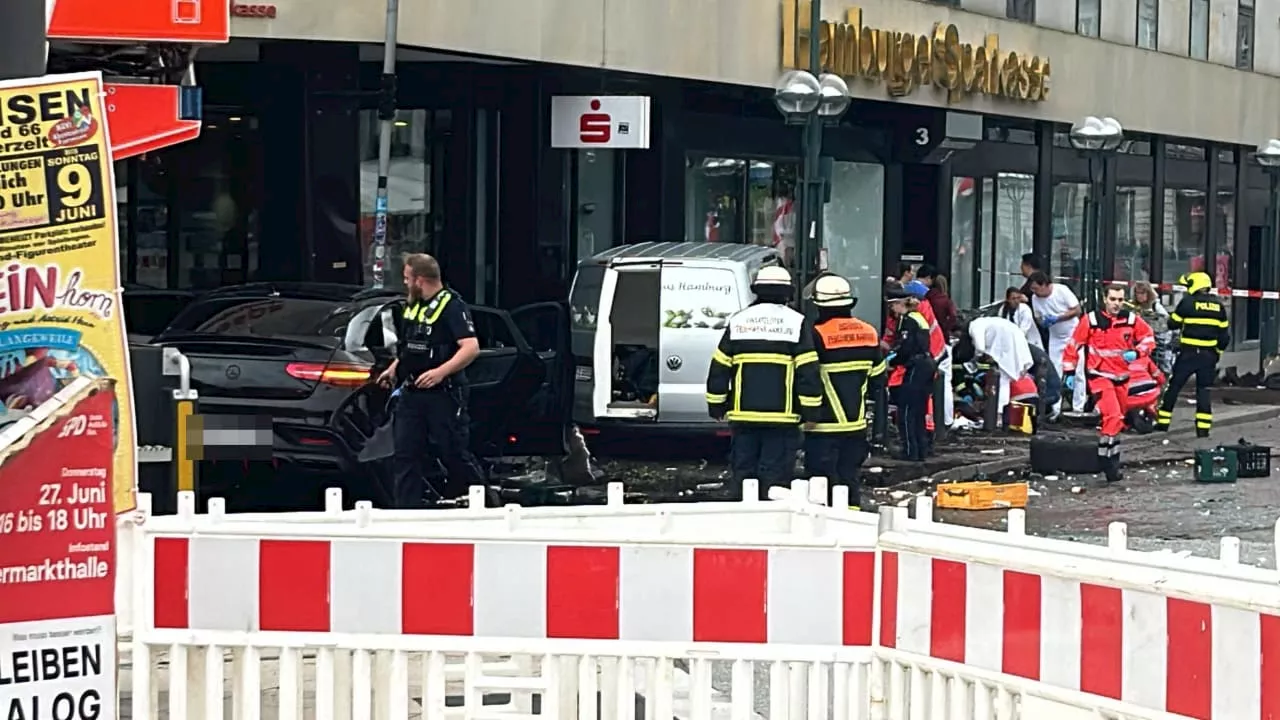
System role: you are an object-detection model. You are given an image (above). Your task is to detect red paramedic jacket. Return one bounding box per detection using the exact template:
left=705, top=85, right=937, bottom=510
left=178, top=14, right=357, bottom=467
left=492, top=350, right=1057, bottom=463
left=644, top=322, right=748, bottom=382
left=1062, top=309, right=1156, bottom=383
left=882, top=299, right=946, bottom=387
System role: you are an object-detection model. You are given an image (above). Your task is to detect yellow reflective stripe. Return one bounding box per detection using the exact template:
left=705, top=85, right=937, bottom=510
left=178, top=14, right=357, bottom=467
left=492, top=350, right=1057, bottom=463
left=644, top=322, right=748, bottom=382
left=711, top=349, right=733, bottom=367
left=424, top=293, right=452, bottom=323
left=1157, top=410, right=1173, bottom=418
left=807, top=420, right=869, bottom=433
left=1182, top=317, right=1228, bottom=328
left=869, top=360, right=887, bottom=377
left=795, top=351, right=819, bottom=367
left=1195, top=413, right=1213, bottom=420
left=732, top=353, right=793, bottom=364
left=706, top=393, right=728, bottom=404
left=799, top=395, right=823, bottom=407
left=822, top=360, right=874, bottom=373
left=725, top=410, right=801, bottom=422
left=1180, top=337, right=1219, bottom=347
left=819, top=370, right=847, bottom=424
left=1169, top=313, right=1184, bottom=323
left=907, top=311, right=928, bottom=327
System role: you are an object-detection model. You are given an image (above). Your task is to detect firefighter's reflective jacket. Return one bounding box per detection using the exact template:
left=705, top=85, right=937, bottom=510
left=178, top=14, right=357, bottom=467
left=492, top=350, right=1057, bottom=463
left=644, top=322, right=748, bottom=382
left=1062, top=310, right=1155, bottom=382
left=1169, top=292, right=1230, bottom=352
left=705, top=302, right=822, bottom=425
left=807, top=315, right=886, bottom=433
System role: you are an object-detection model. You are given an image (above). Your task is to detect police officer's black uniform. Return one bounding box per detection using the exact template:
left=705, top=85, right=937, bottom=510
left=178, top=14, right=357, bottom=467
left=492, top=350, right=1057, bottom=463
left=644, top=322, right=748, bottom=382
left=706, top=268, right=822, bottom=497
left=805, top=285, right=886, bottom=509
left=888, top=291, right=937, bottom=461
left=1155, top=272, right=1230, bottom=437
left=393, top=287, right=486, bottom=505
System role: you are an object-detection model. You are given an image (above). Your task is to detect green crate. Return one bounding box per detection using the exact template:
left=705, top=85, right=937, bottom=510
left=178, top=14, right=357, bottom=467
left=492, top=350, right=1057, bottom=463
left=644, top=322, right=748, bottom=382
left=1194, top=448, right=1238, bottom=484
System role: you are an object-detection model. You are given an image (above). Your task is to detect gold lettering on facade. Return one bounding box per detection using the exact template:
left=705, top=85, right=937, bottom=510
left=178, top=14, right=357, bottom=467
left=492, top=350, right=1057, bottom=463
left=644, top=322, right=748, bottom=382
left=781, top=0, right=1050, bottom=104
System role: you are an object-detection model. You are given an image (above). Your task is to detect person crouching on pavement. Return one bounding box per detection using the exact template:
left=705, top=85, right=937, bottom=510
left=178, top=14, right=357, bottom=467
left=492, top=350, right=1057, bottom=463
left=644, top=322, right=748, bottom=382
left=885, top=286, right=936, bottom=462
left=1061, top=284, right=1156, bottom=483
left=805, top=274, right=886, bottom=509
left=706, top=265, right=823, bottom=498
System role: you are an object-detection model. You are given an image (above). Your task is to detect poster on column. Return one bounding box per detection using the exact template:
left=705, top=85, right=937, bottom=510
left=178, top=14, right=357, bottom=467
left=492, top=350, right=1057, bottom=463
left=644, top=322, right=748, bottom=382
left=0, top=377, right=117, bottom=720
left=0, top=71, right=135, bottom=514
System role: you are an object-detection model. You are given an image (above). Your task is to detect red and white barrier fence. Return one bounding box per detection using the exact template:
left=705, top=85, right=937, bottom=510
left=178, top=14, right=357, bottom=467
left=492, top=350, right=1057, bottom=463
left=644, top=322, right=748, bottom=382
left=113, top=483, right=1280, bottom=720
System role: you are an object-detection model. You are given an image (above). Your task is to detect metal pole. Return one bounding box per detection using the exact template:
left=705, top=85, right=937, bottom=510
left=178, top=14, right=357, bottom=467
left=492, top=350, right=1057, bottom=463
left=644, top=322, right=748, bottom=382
left=1086, top=156, right=1104, bottom=308
left=369, top=0, right=401, bottom=289
left=1263, top=170, right=1280, bottom=368
left=0, top=0, right=46, bottom=80
left=796, top=0, right=824, bottom=296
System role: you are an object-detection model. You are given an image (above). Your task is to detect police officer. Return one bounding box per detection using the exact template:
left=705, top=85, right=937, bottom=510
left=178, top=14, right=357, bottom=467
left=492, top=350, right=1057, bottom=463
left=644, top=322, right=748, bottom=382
left=706, top=265, right=822, bottom=498
left=805, top=275, right=886, bottom=509
left=886, top=286, right=936, bottom=461
left=376, top=253, right=486, bottom=507
left=1155, top=271, right=1230, bottom=437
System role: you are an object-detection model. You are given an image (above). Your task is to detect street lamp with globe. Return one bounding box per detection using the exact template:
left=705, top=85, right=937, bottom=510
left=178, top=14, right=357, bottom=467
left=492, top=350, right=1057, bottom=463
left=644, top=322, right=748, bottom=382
left=772, top=65, right=852, bottom=296
left=1253, top=139, right=1280, bottom=360
left=1068, top=116, right=1125, bottom=306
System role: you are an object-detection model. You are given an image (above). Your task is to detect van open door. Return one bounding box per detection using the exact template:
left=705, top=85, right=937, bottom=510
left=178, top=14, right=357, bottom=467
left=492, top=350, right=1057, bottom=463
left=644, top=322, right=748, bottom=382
left=592, top=259, right=663, bottom=420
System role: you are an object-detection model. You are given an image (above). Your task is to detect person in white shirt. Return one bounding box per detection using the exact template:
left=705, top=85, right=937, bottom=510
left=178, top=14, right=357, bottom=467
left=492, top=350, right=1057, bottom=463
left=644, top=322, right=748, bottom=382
left=1026, top=272, right=1085, bottom=412
left=998, top=286, right=1043, bottom=351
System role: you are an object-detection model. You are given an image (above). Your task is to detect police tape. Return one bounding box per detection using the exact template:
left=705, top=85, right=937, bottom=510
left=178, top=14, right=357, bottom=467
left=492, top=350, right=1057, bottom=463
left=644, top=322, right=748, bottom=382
left=1051, top=276, right=1280, bottom=300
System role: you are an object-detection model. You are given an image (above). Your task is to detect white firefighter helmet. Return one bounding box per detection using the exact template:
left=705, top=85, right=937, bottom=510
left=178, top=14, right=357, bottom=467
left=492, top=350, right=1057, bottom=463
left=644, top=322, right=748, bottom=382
left=753, top=265, right=793, bottom=288
left=812, top=274, right=854, bottom=308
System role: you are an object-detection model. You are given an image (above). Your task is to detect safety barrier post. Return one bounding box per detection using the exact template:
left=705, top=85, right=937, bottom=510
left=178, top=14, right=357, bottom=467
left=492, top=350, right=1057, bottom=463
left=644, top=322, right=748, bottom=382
left=164, top=347, right=200, bottom=510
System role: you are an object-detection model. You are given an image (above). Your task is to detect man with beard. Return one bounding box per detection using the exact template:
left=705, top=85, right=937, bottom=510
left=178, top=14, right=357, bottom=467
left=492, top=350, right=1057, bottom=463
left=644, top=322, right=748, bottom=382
left=377, top=253, right=486, bottom=506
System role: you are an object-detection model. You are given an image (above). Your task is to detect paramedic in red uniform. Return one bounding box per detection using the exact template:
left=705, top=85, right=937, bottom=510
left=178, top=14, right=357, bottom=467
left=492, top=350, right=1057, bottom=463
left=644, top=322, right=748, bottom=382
left=1061, top=284, right=1156, bottom=483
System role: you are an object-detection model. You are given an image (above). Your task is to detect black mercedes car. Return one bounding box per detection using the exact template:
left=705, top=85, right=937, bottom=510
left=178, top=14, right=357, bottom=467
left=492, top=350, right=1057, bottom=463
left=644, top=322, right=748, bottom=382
left=144, top=282, right=573, bottom=505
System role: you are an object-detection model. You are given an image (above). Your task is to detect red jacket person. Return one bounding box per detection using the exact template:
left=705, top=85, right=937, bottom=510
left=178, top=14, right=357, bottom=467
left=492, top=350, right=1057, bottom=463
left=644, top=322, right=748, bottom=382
left=1061, top=284, right=1156, bottom=483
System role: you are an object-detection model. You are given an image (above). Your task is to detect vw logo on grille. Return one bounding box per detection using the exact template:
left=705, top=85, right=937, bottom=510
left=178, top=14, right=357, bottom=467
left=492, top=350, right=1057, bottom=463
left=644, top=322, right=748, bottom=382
left=666, top=355, right=683, bottom=371
left=226, top=365, right=241, bottom=380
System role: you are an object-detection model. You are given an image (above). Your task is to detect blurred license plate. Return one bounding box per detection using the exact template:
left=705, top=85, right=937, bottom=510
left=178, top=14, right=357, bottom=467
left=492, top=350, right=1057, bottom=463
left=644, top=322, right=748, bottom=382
left=575, top=366, right=592, bottom=381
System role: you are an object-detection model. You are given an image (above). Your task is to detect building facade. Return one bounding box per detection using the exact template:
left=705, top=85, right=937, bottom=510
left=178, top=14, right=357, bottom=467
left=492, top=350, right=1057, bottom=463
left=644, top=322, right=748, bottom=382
left=69, top=0, right=1280, bottom=353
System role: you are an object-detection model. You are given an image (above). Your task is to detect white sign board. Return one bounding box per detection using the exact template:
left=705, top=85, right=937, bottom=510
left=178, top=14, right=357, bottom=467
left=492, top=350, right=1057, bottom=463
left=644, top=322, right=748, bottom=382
left=550, top=96, right=651, bottom=149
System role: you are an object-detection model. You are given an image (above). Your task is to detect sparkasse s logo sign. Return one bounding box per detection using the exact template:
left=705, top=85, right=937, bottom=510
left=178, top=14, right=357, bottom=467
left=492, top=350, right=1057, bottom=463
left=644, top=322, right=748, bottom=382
left=578, top=99, right=612, bottom=144
left=549, top=96, right=651, bottom=150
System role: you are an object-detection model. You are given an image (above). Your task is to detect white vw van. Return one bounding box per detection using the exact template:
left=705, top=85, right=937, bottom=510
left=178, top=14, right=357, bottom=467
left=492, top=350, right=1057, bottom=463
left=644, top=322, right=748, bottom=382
left=569, top=242, right=784, bottom=433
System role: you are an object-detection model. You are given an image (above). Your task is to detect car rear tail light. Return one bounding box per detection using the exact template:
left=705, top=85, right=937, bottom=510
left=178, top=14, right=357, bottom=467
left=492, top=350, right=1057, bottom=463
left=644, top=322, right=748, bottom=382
left=286, top=362, right=372, bottom=388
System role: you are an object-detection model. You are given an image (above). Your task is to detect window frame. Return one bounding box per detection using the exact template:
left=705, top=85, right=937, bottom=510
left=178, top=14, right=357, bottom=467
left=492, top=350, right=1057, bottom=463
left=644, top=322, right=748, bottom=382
left=1076, top=0, right=1101, bottom=37
left=1006, top=0, right=1035, bottom=23
left=1189, top=0, right=1210, bottom=60
left=1135, top=0, right=1159, bottom=49
left=1236, top=2, right=1255, bottom=69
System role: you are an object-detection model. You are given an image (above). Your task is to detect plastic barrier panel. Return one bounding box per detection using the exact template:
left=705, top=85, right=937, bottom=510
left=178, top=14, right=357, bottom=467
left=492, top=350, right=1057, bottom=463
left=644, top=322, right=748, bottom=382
left=877, top=503, right=1280, bottom=720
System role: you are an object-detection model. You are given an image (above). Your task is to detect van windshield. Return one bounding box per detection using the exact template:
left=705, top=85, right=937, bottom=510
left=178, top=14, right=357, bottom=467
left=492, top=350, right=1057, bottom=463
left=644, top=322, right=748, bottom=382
left=570, top=264, right=605, bottom=330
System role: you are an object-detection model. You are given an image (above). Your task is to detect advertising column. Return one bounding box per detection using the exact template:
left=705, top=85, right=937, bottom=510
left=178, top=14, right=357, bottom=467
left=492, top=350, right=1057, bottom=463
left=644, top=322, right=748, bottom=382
left=0, top=376, right=118, bottom=720
left=0, top=71, right=136, bottom=513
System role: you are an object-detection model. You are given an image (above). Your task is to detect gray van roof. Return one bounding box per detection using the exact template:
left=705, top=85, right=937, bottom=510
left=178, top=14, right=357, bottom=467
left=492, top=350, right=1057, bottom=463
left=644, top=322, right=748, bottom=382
left=587, top=242, right=780, bottom=265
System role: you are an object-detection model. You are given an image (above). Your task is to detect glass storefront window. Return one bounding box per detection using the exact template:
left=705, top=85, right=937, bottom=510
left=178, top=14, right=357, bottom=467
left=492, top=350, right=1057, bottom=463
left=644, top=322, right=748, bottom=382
left=685, top=156, right=799, bottom=262
left=950, top=173, right=1034, bottom=309
left=358, top=109, right=450, bottom=288
left=1113, top=187, right=1153, bottom=281
left=951, top=176, right=977, bottom=309
left=1162, top=189, right=1207, bottom=284
left=1052, top=182, right=1092, bottom=294
left=134, top=160, right=170, bottom=288
left=172, top=115, right=259, bottom=289
left=114, top=161, right=128, bottom=283
left=993, top=173, right=1035, bottom=303
left=823, top=161, right=884, bottom=325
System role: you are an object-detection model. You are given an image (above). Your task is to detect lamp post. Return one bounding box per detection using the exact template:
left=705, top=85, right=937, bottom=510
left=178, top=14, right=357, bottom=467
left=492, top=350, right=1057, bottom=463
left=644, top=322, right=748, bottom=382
left=1067, top=116, right=1124, bottom=308
left=772, top=26, right=852, bottom=297
left=1252, top=139, right=1280, bottom=365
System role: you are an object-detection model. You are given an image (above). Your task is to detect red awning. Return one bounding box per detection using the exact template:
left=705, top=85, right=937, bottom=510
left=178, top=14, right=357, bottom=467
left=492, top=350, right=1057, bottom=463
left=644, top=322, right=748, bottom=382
left=105, top=84, right=201, bottom=159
